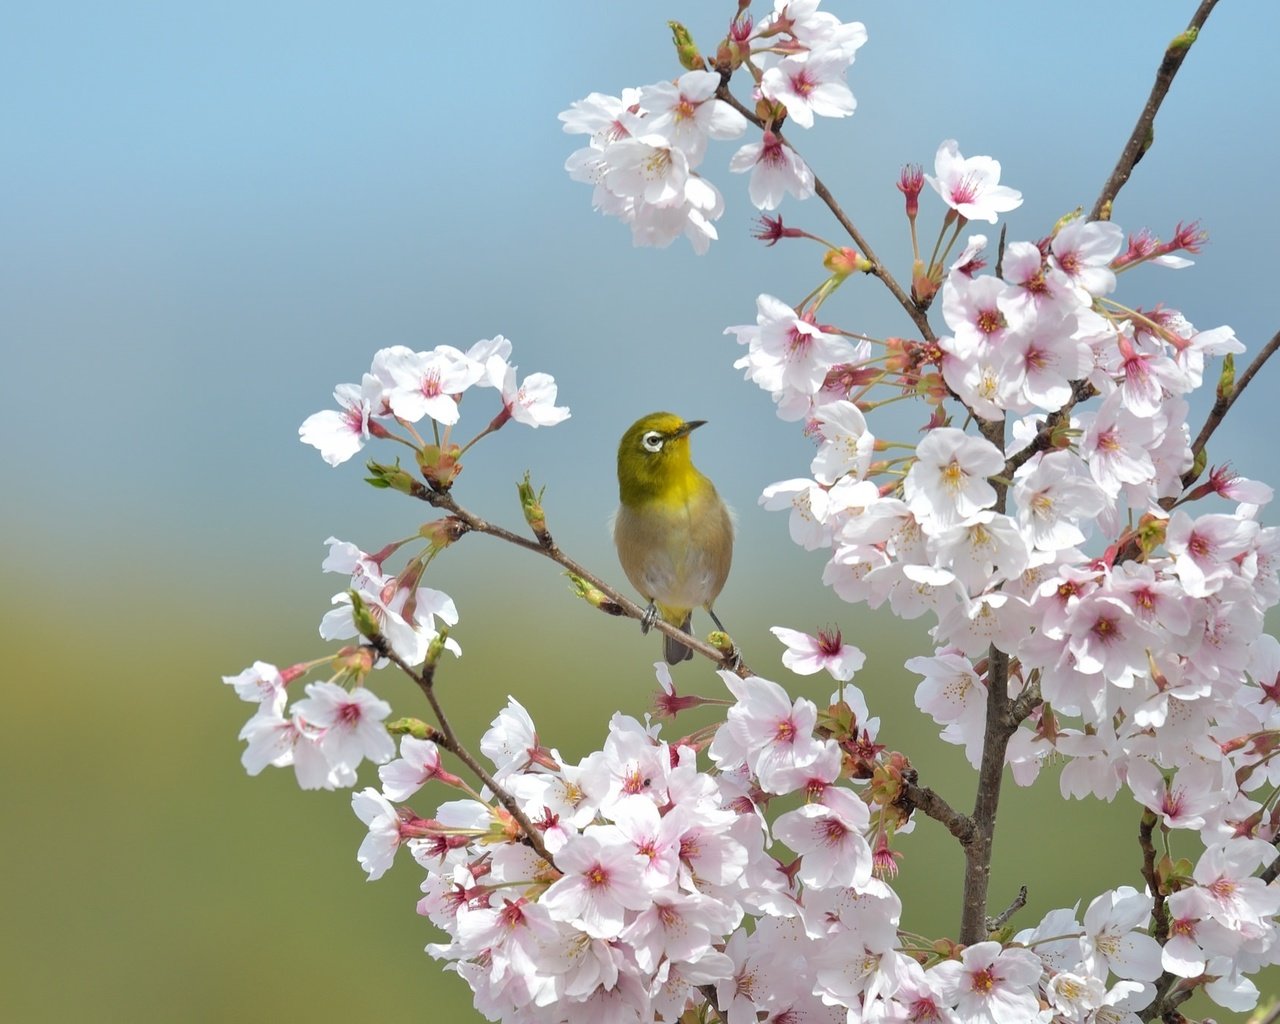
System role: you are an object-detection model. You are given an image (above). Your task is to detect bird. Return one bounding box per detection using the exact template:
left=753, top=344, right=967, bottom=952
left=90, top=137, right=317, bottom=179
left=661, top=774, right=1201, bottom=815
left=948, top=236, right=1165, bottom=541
left=614, top=412, right=733, bottom=664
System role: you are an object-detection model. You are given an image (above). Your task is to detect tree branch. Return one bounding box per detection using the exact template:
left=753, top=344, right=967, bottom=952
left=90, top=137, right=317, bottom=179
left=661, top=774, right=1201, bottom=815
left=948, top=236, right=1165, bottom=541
left=374, top=638, right=557, bottom=867
left=713, top=81, right=935, bottom=342
left=1089, top=0, right=1221, bottom=221
left=901, top=779, right=974, bottom=844
left=1183, top=327, right=1280, bottom=485
left=406, top=480, right=754, bottom=678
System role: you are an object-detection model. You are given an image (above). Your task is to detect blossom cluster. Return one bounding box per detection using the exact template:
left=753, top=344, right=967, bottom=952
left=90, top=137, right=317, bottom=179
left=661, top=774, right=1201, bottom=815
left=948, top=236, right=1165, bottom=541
left=733, top=141, right=1280, bottom=1017
left=299, top=334, right=569, bottom=468
left=559, top=3, right=867, bottom=251
left=347, top=681, right=1188, bottom=1024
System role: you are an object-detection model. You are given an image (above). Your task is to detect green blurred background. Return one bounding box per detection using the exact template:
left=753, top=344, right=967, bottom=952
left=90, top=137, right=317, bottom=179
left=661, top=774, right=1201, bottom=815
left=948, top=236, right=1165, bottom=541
left=4, top=2, right=1278, bottom=1020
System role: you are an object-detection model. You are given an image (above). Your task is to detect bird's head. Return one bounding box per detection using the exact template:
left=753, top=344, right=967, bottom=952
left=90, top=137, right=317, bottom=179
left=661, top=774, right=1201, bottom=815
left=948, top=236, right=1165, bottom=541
left=617, top=412, right=706, bottom=503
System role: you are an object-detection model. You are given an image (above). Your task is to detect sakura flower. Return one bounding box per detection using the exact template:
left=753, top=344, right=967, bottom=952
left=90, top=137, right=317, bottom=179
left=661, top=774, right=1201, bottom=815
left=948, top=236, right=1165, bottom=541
left=903, top=427, right=1004, bottom=529
left=1125, top=759, right=1222, bottom=831
left=1165, top=510, right=1258, bottom=598
left=619, top=888, right=738, bottom=973
left=941, top=274, right=1023, bottom=359
left=1050, top=218, right=1124, bottom=300
left=760, top=477, right=837, bottom=550
left=771, top=787, right=872, bottom=889
left=1081, top=886, right=1163, bottom=982
left=498, top=366, right=571, bottom=428
left=539, top=831, right=652, bottom=939
left=729, top=130, right=815, bottom=210
left=929, top=941, right=1043, bottom=1024
left=479, top=697, right=541, bottom=781
left=728, top=293, right=859, bottom=409
left=222, top=660, right=287, bottom=705
left=291, top=681, right=395, bottom=773
left=771, top=625, right=865, bottom=681
left=320, top=576, right=460, bottom=666
left=299, top=381, right=374, bottom=466
left=759, top=46, right=857, bottom=129
left=378, top=735, right=460, bottom=801
left=925, top=139, right=1023, bottom=224
left=383, top=345, right=486, bottom=425
left=810, top=399, right=875, bottom=484
left=639, top=69, right=746, bottom=164
left=558, top=88, right=642, bottom=145
left=1011, top=451, right=1107, bottom=552
left=709, top=671, right=824, bottom=793
left=352, top=787, right=405, bottom=881
left=237, top=698, right=338, bottom=789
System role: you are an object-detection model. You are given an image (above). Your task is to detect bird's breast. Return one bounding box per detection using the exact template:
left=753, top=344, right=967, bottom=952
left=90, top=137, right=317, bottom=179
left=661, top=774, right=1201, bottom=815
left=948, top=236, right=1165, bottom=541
left=613, top=477, right=733, bottom=614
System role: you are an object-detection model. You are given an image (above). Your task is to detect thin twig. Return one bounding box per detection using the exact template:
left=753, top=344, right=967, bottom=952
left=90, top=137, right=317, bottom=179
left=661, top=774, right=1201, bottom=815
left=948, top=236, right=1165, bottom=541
left=407, top=481, right=754, bottom=678
left=375, top=639, right=557, bottom=867
left=986, top=885, right=1028, bottom=932
left=1183, top=327, right=1280, bottom=485
left=713, top=82, right=935, bottom=342
left=1089, top=0, right=1221, bottom=221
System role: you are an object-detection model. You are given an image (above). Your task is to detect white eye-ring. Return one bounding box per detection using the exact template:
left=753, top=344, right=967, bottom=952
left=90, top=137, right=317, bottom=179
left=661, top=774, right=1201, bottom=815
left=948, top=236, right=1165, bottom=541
left=641, top=431, right=664, bottom=453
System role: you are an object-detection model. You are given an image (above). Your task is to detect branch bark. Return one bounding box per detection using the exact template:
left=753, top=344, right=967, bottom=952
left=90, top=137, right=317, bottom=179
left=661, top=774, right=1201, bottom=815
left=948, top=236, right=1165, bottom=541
left=713, top=81, right=936, bottom=343
left=407, top=480, right=755, bottom=678
left=375, top=640, right=557, bottom=867
left=1089, top=0, right=1221, bottom=221
left=1183, top=327, right=1280, bottom=485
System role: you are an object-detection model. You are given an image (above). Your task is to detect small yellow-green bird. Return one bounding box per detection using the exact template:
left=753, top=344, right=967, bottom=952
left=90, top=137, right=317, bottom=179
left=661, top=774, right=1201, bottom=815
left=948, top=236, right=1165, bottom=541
left=614, top=412, right=733, bottom=664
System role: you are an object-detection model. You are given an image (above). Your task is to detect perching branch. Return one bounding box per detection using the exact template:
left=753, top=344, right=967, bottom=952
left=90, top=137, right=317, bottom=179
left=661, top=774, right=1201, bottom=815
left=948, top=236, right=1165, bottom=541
left=712, top=81, right=936, bottom=343
left=1089, top=0, right=1221, bottom=221
left=373, top=637, right=557, bottom=868
left=404, top=479, right=755, bottom=678
left=1183, top=326, right=1280, bottom=485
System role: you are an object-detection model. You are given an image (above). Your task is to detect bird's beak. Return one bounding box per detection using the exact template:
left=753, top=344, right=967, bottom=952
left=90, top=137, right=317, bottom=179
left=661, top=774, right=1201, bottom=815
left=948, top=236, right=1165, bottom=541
left=677, top=420, right=707, bottom=438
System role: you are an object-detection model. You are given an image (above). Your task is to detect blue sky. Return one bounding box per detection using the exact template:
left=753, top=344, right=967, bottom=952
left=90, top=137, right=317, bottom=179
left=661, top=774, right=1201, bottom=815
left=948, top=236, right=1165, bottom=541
left=6, top=2, right=1278, bottom=586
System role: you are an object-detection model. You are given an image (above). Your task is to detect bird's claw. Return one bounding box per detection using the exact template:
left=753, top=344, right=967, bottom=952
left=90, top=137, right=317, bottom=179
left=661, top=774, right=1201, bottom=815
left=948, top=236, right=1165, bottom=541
left=640, top=602, right=658, bottom=635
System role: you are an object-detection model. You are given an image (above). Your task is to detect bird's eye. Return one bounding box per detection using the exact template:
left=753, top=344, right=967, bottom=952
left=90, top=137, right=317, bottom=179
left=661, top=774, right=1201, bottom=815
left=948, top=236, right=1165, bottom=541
left=641, top=431, right=664, bottom=453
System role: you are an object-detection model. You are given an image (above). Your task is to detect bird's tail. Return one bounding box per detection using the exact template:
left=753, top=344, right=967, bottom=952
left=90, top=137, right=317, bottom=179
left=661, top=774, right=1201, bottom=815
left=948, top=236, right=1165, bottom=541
left=664, top=612, right=695, bottom=665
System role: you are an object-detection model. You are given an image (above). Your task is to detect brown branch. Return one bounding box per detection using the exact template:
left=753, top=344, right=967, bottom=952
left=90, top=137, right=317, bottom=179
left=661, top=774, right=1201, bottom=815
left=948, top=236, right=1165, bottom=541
left=901, top=780, right=973, bottom=844
left=374, top=638, right=557, bottom=868
left=1090, top=0, right=1221, bottom=221
left=1183, top=327, right=1280, bottom=486
left=987, top=885, right=1028, bottom=932
left=713, top=81, right=936, bottom=342
left=407, top=481, right=754, bottom=678
left=1138, top=810, right=1170, bottom=941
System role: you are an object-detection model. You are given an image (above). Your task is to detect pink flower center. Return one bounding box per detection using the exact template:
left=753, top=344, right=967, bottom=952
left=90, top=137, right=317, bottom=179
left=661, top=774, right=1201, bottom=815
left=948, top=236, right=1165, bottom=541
left=948, top=173, right=982, bottom=206
left=969, top=966, right=996, bottom=993
left=419, top=370, right=443, bottom=399
left=975, top=308, right=1004, bottom=335
left=585, top=864, right=610, bottom=889
left=788, top=69, right=816, bottom=98
left=336, top=701, right=361, bottom=726
left=817, top=627, right=844, bottom=656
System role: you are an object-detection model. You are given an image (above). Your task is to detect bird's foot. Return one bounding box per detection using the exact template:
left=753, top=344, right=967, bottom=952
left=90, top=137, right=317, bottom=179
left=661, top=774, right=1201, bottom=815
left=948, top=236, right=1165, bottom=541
left=640, top=602, right=658, bottom=635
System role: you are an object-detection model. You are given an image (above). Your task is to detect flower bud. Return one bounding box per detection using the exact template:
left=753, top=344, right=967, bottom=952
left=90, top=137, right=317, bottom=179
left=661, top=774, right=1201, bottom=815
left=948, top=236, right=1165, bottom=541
left=348, top=590, right=381, bottom=642
left=565, top=572, right=625, bottom=615
left=387, top=717, right=437, bottom=740
left=1216, top=352, right=1236, bottom=403
left=668, top=21, right=706, bottom=71
left=365, top=459, right=417, bottom=495
left=823, top=246, right=872, bottom=279
left=417, top=444, right=464, bottom=491
left=517, top=472, right=551, bottom=544
left=421, top=516, right=469, bottom=553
